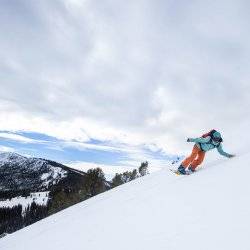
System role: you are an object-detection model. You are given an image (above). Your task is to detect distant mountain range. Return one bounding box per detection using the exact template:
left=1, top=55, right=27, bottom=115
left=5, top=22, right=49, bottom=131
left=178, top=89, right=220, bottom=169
left=0, top=152, right=76, bottom=192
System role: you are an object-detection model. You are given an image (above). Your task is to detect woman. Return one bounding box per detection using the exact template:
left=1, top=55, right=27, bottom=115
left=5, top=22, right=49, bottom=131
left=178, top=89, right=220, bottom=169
left=178, top=130, right=235, bottom=175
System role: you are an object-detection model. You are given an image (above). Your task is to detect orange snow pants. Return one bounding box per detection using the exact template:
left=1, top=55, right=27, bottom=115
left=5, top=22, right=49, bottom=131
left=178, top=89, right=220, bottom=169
left=182, top=145, right=205, bottom=170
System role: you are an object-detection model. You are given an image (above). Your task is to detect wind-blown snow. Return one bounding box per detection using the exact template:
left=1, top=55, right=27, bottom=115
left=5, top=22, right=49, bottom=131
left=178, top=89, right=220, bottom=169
left=1, top=152, right=250, bottom=250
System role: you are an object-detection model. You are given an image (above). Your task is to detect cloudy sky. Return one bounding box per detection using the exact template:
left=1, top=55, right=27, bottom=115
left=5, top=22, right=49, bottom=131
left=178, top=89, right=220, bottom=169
left=0, top=0, right=249, bottom=175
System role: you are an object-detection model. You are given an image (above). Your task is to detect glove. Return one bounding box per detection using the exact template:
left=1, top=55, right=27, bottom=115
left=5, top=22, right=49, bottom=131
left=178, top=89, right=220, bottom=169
left=187, top=138, right=192, bottom=142
left=228, top=154, right=235, bottom=158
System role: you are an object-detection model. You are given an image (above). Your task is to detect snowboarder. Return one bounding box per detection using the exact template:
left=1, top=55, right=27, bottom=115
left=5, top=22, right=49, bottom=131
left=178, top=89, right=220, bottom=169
left=177, top=129, right=235, bottom=175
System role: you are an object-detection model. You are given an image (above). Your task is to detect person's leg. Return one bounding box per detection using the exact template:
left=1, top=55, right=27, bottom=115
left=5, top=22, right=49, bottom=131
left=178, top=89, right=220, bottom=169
left=181, top=145, right=200, bottom=169
left=190, top=150, right=205, bottom=171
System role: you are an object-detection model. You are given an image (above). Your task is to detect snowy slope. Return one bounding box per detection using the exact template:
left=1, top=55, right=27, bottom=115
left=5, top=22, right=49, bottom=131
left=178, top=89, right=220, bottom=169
left=1, top=152, right=250, bottom=250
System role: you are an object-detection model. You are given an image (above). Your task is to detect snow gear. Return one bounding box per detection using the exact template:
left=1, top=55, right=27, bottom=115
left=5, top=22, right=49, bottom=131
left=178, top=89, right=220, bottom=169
left=201, top=129, right=223, bottom=142
left=187, top=166, right=195, bottom=173
left=186, top=137, right=230, bottom=157
left=187, top=130, right=223, bottom=152
left=181, top=130, right=233, bottom=171
left=177, top=165, right=187, bottom=175
left=182, top=145, right=205, bottom=170
left=170, top=169, right=181, bottom=175
left=185, top=169, right=193, bottom=175
left=171, top=165, right=194, bottom=175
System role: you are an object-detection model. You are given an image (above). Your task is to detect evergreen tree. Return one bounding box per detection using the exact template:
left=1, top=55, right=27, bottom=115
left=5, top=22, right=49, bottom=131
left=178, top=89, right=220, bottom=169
left=111, top=173, right=124, bottom=187
left=131, top=169, right=138, bottom=180
left=85, top=168, right=106, bottom=196
left=111, top=169, right=139, bottom=187
left=121, top=171, right=132, bottom=183
left=139, top=161, right=149, bottom=176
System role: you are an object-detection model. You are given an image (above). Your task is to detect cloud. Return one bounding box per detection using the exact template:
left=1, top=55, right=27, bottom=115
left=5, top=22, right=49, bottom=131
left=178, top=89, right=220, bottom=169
left=0, top=0, right=249, bottom=156
left=61, top=140, right=144, bottom=155
left=0, top=132, right=43, bottom=144
left=57, top=138, right=175, bottom=173
left=0, top=146, right=15, bottom=152
left=67, top=161, right=135, bottom=177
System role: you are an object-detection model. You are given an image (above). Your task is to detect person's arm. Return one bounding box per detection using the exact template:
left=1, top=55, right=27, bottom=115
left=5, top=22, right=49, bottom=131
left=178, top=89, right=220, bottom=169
left=187, top=136, right=211, bottom=143
left=217, top=144, right=235, bottom=158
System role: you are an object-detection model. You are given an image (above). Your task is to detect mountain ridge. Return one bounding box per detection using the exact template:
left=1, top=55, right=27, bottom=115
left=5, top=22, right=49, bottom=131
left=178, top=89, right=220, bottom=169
left=0, top=152, right=86, bottom=192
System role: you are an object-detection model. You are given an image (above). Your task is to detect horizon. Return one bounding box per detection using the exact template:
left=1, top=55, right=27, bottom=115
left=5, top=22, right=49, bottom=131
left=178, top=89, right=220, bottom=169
left=1, top=0, right=249, bottom=174
left=0, top=130, right=178, bottom=177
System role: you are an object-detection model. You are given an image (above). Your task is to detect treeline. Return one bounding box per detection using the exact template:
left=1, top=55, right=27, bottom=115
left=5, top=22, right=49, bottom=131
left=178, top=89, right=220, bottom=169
left=47, top=168, right=108, bottom=215
left=0, top=190, right=32, bottom=200
left=0, top=202, right=48, bottom=235
left=48, top=162, right=149, bottom=215
left=111, top=161, right=149, bottom=187
left=0, top=161, right=150, bottom=236
left=85, top=162, right=149, bottom=192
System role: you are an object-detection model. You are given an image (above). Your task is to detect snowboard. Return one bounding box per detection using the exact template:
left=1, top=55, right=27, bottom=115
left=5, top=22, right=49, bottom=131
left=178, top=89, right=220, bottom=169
left=169, top=169, right=182, bottom=175
left=169, top=169, right=192, bottom=175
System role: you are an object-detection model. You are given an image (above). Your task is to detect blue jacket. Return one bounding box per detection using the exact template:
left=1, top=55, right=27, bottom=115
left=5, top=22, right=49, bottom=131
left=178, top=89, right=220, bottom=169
left=188, top=136, right=231, bottom=158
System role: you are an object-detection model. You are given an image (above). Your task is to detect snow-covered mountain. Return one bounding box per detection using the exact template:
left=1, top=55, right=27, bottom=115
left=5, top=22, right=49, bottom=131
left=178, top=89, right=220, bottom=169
left=0, top=151, right=114, bottom=236
left=0, top=152, right=78, bottom=191
left=1, top=151, right=249, bottom=250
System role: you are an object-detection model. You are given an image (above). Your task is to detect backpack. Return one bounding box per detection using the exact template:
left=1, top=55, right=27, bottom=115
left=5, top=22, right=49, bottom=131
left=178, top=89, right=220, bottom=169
left=200, top=129, right=222, bottom=150
left=202, top=129, right=217, bottom=139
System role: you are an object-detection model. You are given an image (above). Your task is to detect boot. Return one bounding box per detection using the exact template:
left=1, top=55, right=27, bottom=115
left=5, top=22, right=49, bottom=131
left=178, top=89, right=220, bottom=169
left=186, top=166, right=195, bottom=174
left=177, top=165, right=186, bottom=175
